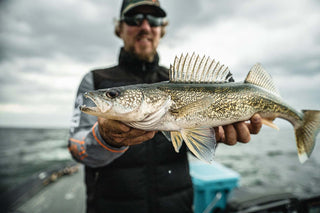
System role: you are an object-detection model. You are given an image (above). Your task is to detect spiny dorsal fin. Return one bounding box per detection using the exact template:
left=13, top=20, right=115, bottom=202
left=245, top=63, right=280, bottom=97
left=169, top=53, right=233, bottom=83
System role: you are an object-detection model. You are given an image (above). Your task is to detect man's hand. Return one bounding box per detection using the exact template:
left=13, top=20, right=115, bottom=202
left=98, top=117, right=157, bottom=148
left=214, top=114, right=262, bottom=145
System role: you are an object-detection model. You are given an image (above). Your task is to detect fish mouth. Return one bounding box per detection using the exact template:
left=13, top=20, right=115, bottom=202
left=80, top=92, right=111, bottom=114
left=79, top=105, right=100, bottom=114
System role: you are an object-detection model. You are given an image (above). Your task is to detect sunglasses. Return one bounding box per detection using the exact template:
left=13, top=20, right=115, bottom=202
left=121, top=14, right=165, bottom=27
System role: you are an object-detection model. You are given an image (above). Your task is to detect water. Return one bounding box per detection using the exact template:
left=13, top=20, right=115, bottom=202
left=0, top=127, right=319, bottom=198
left=215, top=126, right=320, bottom=197
left=0, top=127, right=72, bottom=193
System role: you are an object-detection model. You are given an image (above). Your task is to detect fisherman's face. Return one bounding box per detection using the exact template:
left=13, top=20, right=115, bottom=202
left=119, top=8, right=162, bottom=62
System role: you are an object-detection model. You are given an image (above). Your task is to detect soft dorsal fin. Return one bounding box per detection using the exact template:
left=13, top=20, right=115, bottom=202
left=169, top=53, right=233, bottom=83
left=245, top=63, right=280, bottom=97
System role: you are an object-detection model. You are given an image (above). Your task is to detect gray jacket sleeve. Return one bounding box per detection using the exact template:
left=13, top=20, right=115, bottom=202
left=68, top=72, right=128, bottom=168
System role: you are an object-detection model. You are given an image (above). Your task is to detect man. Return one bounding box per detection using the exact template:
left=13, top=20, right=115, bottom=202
left=68, top=1, right=262, bottom=212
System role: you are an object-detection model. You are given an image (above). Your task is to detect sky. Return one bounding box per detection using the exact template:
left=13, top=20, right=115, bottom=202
left=0, top=0, right=319, bottom=128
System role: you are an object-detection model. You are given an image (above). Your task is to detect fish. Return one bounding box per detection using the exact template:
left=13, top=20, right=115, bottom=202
left=80, top=53, right=320, bottom=164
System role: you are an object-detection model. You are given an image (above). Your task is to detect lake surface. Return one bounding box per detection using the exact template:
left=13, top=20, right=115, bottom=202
left=0, top=126, right=319, bottom=198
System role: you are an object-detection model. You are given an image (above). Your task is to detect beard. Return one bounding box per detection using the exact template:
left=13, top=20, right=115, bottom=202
left=128, top=30, right=158, bottom=62
left=129, top=46, right=157, bottom=62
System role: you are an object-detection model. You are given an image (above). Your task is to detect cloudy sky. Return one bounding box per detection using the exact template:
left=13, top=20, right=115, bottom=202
left=0, top=0, right=319, bottom=128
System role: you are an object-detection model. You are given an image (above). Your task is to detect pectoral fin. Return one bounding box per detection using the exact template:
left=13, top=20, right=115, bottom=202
left=162, top=131, right=171, bottom=141
left=170, top=97, right=213, bottom=118
left=180, top=128, right=216, bottom=163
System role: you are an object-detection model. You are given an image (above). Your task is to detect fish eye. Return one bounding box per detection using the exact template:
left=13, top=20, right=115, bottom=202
left=106, top=90, right=119, bottom=99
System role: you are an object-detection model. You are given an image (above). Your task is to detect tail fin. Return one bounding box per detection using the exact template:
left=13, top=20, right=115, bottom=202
left=295, top=110, right=320, bottom=163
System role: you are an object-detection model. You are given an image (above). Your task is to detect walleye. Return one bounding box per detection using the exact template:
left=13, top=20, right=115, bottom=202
left=80, top=53, right=320, bottom=163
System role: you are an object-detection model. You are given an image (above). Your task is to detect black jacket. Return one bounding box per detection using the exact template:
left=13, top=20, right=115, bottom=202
left=85, top=49, right=193, bottom=213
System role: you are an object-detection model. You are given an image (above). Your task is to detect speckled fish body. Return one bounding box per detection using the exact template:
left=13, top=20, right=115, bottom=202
left=81, top=53, right=320, bottom=163
left=146, top=82, right=297, bottom=128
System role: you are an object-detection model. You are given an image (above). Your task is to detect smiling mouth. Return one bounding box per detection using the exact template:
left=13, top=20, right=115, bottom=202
left=137, top=37, right=151, bottom=43
left=137, top=33, right=152, bottom=41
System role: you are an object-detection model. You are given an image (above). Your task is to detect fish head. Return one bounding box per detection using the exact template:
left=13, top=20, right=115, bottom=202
left=80, top=85, right=170, bottom=122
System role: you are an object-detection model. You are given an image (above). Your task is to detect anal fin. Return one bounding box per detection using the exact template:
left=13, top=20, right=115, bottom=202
left=262, top=118, right=279, bottom=130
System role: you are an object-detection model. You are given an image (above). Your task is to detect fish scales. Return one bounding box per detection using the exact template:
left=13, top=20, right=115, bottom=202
left=80, top=54, right=320, bottom=164
left=156, top=83, right=302, bottom=128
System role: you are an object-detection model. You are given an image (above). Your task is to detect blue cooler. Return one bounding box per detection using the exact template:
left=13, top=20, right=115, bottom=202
left=190, top=161, right=240, bottom=213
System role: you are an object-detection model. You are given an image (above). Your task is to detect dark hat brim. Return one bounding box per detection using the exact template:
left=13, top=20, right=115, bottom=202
left=122, top=2, right=166, bottom=17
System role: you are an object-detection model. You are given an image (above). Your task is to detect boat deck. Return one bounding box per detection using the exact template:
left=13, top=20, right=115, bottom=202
left=5, top=162, right=320, bottom=213
left=14, top=165, right=86, bottom=213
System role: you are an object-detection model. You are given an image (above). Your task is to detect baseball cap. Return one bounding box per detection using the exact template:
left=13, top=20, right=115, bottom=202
left=120, top=0, right=166, bottom=18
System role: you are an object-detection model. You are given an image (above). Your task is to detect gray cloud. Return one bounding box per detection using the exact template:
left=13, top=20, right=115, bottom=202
left=0, top=0, right=319, bottom=127
left=0, top=0, right=121, bottom=63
